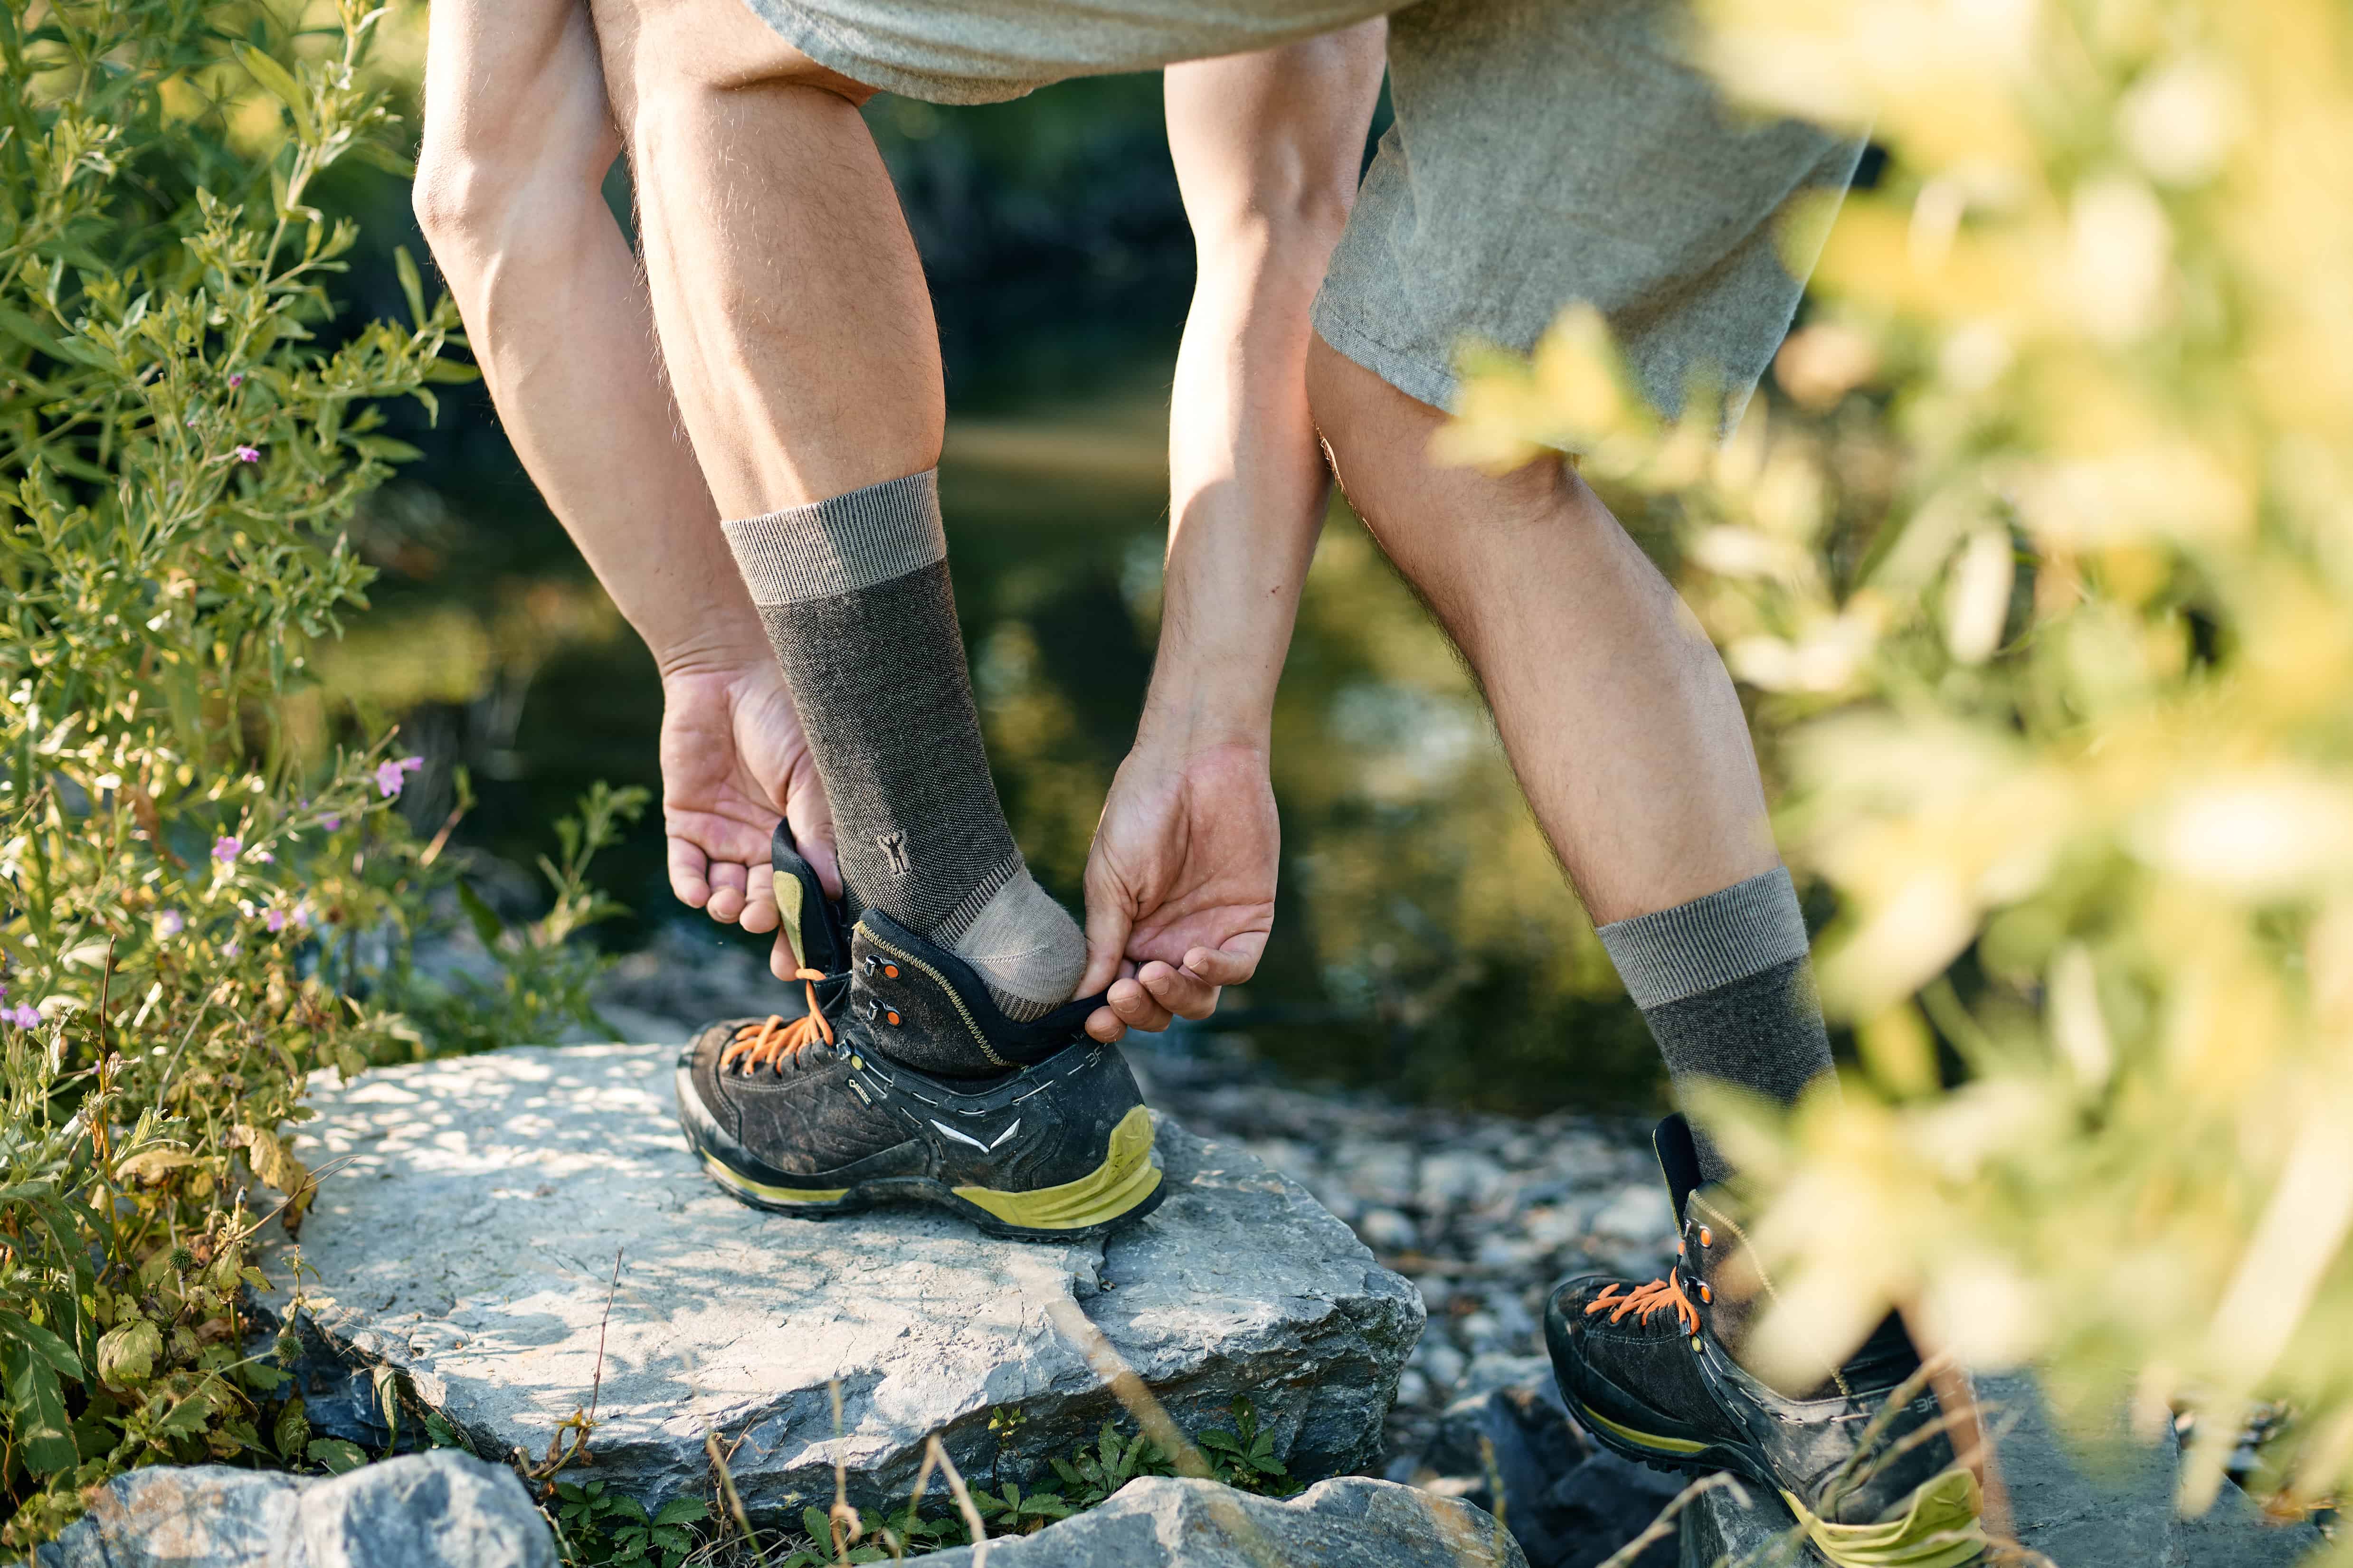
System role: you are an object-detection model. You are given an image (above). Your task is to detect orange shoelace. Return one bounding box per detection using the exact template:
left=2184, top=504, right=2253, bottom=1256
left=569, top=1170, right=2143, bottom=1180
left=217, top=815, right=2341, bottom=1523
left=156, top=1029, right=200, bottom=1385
left=718, top=969, right=836, bottom=1074
left=1584, top=1272, right=1702, bottom=1336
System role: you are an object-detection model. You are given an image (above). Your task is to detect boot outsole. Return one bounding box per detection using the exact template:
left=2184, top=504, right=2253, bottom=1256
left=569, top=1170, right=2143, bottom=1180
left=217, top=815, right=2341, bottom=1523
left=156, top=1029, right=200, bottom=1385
left=676, top=1064, right=1168, bottom=1243
left=1567, top=1393, right=1984, bottom=1568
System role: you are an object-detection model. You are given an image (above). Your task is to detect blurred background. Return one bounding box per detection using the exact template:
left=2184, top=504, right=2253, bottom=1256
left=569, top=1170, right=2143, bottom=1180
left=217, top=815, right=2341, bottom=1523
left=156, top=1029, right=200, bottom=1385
left=312, top=12, right=1665, bottom=1114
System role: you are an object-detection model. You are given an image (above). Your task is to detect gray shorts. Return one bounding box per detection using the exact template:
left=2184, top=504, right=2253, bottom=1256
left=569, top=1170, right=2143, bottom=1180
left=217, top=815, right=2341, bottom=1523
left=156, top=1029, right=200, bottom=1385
left=741, top=0, right=1862, bottom=417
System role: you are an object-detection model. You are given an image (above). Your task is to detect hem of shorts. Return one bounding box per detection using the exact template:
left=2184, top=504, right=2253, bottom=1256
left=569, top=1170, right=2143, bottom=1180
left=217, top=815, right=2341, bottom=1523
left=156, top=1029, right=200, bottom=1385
left=1309, top=297, right=1462, bottom=417
left=735, top=0, right=1049, bottom=104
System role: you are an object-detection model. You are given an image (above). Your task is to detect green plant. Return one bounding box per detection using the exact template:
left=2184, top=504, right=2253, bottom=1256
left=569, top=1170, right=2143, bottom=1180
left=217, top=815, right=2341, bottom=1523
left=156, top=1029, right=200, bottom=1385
left=1447, top=0, right=2353, bottom=1540
left=0, top=0, right=632, bottom=1542
left=1046, top=1417, right=1168, bottom=1508
left=1194, top=1398, right=1295, bottom=1497
left=551, top=1478, right=710, bottom=1568
left=390, top=779, right=650, bottom=1059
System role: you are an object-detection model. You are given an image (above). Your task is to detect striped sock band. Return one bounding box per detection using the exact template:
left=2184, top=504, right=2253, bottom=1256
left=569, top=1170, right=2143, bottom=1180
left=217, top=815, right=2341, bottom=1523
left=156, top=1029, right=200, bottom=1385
left=1598, top=867, right=1833, bottom=1182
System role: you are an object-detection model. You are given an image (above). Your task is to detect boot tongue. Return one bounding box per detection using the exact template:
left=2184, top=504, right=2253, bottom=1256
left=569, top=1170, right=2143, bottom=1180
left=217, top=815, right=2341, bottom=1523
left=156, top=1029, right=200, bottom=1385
left=770, top=822, right=851, bottom=974
left=1651, top=1114, right=1705, bottom=1225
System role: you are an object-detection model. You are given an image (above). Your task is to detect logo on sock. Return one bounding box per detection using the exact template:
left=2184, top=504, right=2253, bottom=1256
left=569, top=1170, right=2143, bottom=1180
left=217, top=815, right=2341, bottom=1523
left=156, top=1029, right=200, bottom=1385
left=877, top=831, right=911, bottom=877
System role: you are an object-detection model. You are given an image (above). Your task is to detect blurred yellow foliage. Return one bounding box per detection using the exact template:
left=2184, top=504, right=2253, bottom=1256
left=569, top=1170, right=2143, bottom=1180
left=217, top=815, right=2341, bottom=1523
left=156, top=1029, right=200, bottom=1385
left=1448, top=0, right=2353, bottom=1536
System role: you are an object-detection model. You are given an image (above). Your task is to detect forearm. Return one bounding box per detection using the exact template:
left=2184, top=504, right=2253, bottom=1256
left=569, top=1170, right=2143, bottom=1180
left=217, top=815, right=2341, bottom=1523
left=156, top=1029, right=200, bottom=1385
left=1148, top=25, right=1386, bottom=750
left=1148, top=248, right=1332, bottom=748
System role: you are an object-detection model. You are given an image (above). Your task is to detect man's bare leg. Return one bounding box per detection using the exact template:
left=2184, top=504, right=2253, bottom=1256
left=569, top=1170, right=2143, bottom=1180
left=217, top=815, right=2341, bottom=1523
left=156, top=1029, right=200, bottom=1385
left=584, top=0, right=1091, bottom=1036
left=409, top=0, right=838, bottom=964
left=1306, top=336, right=1829, bottom=1175
left=584, top=0, right=936, bottom=514
left=1304, top=339, right=1774, bottom=922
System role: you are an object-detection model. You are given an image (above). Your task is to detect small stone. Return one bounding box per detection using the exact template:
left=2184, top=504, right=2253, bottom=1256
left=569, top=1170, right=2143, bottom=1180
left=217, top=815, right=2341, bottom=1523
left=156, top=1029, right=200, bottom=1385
left=1456, top=1354, right=1552, bottom=1403
left=1419, top=1152, right=1508, bottom=1211
left=1672, top=1475, right=1788, bottom=1568
left=1588, top=1182, right=1673, bottom=1246
left=37, top=1451, right=551, bottom=1568
left=1483, top=1294, right=1538, bottom=1351
left=1340, top=1142, right=1417, bottom=1207
left=1244, top=1137, right=1320, bottom=1183
left=1417, top=1341, right=1466, bottom=1392
left=919, top=1475, right=1528, bottom=1568
left=1359, top=1207, right=1420, bottom=1252
left=1418, top=1373, right=1684, bottom=1568
left=1476, top=1235, right=1537, bottom=1269
left=1541, top=1450, right=1684, bottom=1567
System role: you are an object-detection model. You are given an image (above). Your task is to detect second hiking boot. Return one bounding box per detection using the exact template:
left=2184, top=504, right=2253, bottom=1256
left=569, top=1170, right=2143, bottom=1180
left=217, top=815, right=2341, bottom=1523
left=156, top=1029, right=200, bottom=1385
left=1545, top=1115, right=1983, bottom=1568
left=674, top=827, right=1165, bottom=1241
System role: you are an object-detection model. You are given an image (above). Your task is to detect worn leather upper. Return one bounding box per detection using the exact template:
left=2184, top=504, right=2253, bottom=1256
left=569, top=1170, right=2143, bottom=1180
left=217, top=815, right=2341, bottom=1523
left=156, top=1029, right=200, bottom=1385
left=1546, top=1115, right=1958, bottom=1527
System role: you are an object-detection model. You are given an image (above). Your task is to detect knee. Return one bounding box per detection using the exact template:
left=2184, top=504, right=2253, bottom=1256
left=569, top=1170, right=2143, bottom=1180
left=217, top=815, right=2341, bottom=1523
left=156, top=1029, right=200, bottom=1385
left=412, top=117, right=619, bottom=271
left=408, top=149, right=497, bottom=261
left=413, top=47, right=621, bottom=264
left=1308, top=333, right=1581, bottom=571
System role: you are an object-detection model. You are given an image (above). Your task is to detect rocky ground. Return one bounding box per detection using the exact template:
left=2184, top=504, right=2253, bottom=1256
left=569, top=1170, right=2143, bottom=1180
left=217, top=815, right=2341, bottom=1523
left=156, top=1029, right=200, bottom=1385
left=593, top=928, right=1680, bottom=1481
left=87, top=926, right=2322, bottom=1568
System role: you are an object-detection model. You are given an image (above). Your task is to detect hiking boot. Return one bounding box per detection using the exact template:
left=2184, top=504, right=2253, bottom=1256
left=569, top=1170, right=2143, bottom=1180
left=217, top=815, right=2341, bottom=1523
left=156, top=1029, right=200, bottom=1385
left=1544, top=1115, right=1983, bottom=1568
left=673, top=826, right=1165, bottom=1240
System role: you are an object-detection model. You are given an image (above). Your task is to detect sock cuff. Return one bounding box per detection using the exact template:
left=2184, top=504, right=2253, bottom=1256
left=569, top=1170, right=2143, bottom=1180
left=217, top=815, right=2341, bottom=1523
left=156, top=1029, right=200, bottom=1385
left=722, top=469, right=946, bottom=605
left=1597, top=866, right=1810, bottom=1010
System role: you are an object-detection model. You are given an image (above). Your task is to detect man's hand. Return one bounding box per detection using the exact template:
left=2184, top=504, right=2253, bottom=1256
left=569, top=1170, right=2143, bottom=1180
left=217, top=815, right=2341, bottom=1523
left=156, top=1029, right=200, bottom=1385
left=1080, top=739, right=1277, bottom=1041
left=659, top=663, right=839, bottom=978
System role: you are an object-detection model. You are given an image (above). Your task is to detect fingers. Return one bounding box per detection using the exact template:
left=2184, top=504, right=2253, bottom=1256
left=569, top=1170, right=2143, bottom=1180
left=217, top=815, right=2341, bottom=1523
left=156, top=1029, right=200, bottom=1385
left=1079, top=865, right=1137, bottom=999
left=1137, top=960, right=1217, bottom=1021
left=1104, top=975, right=1173, bottom=1034
left=787, top=798, right=844, bottom=899
left=799, top=832, right=844, bottom=900
left=704, top=860, right=749, bottom=923
left=1182, top=934, right=1264, bottom=989
left=1101, top=936, right=1265, bottom=1037
left=739, top=864, right=779, bottom=934
left=667, top=836, right=712, bottom=910
left=771, top=926, right=804, bottom=982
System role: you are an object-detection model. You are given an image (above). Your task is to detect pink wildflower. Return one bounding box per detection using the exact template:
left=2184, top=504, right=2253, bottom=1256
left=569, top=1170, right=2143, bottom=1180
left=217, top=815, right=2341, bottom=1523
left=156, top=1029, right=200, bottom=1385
left=228, top=372, right=245, bottom=387
left=213, top=836, right=241, bottom=862
left=266, top=909, right=288, bottom=933
left=156, top=910, right=186, bottom=938
left=322, top=813, right=342, bottom=831
left=9, top=1005, right=37, bottom=1030
left=234, top=445, right=260, bottom=463
left=375, top=756, right=424, bottom=798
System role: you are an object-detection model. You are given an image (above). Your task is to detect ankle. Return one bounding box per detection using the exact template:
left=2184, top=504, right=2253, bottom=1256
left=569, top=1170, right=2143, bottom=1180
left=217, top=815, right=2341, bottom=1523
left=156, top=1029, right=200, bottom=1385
left=939, top=864, right=1086, bottom=1022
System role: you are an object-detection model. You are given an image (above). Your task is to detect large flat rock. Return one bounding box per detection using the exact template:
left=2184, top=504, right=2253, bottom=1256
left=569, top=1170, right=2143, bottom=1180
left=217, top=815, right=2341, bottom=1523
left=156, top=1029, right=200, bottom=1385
left=261, top=1044, right=1420, bottom=1517
left=922, top=1476, right=1528, bottom=1568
